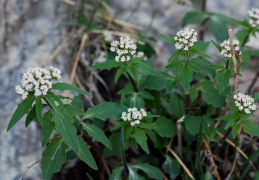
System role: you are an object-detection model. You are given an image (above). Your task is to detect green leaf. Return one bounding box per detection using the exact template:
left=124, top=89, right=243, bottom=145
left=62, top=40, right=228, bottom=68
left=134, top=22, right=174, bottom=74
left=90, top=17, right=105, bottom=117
left=159, top=33, right=176, bottom=44
left=177, top=64, right=193, bottom=93
left=132, top=63, right=161, bottom=76
left=190, top=58, right=210, bottom=65
left=190, top=88, right=199, bottom=101
left=216, top=69, right=233, bottom=93
left=115, top=68, right=124, bottom=84
left=193, top=41, right=211, bottom=51
left=52, top=82, right=92, bottom=97
left=44, top=94, right=63, bottom=117
left=7, top=94, right=35, bottom=131
left=162, top=155, right=180, bottom=179
left=132, top=163, right=162, bottom=180
left=64, top=104, right=85, bottom=116
left=202, top=88, right=226, bottom=107
left=77, top=137, right=98, bottom=170
left=141, top=75, right=167, bottom=90
left=147, top=130, right=157, bottom=143
left=83, top=102, right=128, bottom=121
left=211, top=40, right=222, bottom=52
left=36, top=97, right=43, bottom=126
left=41, top=137, right=67, bottom=180
left=53, top=114, right=80, bottom=153
left=109, top=166, right=124, bottom=180
left=254, top=92, right=259, bottom=101
left=232, top=122, right=240, bottom=139
left=71, top=96, right=83, bottom=109
left=169, top=49, right=183, bottom=62
left=133, top=128, right=149, bottom=154
left=91, top=60, right=121, bottom=70
left=128, top=94, right=145, bottom=109
left=25, top=105, right=40, bottom=127
left=182, top=11, right=208, bottom=27
left=190, top=48, right=212, bottom=59
left=242, top=120, right=259, bottom=137
left=124, top=62, right=138, bottom=81
left=189, top=62, right=201, bottom=72
left=184, top=115, right=202, bottom=135
left=47, top=93, right=65, bottom=110
left=82, top=123, right=112, bottom=149
left=152, top=117, right=177, bottom=137
left=128, top=167, right=145, bottom=180
left=103, top=133, right=121, bottom=157
left=209, top=15, right=229, bottom=41
left=166, top=60, right=183, bottom=69
left=42, top=111, right=54, bottom=147
left=208, top=64, right=225, bottom=70
left=138, top=90, right=154, bottom=100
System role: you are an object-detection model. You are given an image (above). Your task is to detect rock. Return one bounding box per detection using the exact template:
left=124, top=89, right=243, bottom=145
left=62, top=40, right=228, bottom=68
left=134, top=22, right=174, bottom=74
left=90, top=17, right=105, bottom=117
left=0, top=0, right=68, bottom=179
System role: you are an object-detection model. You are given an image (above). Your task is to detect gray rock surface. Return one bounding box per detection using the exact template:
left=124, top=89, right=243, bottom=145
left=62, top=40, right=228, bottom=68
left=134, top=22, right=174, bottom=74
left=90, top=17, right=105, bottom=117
left=0, top=0, right=68, bottom=179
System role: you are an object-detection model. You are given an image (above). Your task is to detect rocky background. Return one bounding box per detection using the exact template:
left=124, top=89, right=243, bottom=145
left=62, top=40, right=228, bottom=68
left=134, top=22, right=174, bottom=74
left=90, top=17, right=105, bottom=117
left=0, top=0, right=258, bottom=179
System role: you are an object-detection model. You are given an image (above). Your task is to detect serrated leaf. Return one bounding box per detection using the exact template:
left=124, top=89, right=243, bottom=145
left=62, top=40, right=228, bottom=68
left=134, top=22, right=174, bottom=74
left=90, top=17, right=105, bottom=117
left=128, top=94, right=145, bottom=109
left=36, top=97, right=43, bottom=126
left=189, top=62, right=201, bottom=72
left=53, top=114, right=79, bottom=153
left=41, top=137, right=67, bottom=180
left=115, top=68, right=124, bottom=84
left=152, top=117, right=177, bottom=137
left=177, top=64, right=193, bottom=93
left=42, top=111, right=54, bottom=147
left=254, top=92, right=259, bottom=101
left=184, top=115, right=202, bottom=135
left=190, top=88, right=199, bottom=101
left=224, top=112, right=239, bottom=129
left=91, top=60, right=121, bottom=70
left=216, top=69, right=233, bottom=93
left=48, top=93, right=65, bottom=110
left=7, top=94, right=35, bottom=131
left=82, top=123, right=112, bottom=149
left=242, top=120, right=259, bottom=137
left=208, top=64, right=225, bottom=70
left=209, top=15, right=228, bottom=41
left=182, top=11, right=208, bottom=27
left=83, top=102, right=128, bottom=121
left=133, top=128, right=149, bottom=154
left=71, top=96, right=83, bottom=109
left=52, top=82, right=92, bottom=97
left=109, top=166, right=124, bottom=180
left=159, top=33, right=176, bottom=44
left=162, top=155, right=180, bottom=179
left=148, top=130, right=157, bottom=143
left=193, top=41, right=211, bottom=51
left=132, top=163, right=162, bottom=180
left=132, top=63, right=161, bottom=76
left=77, top=137, right=98, bottom=170
left=166, top=60, right=183, bottom=69
left=169, top=49, right=183, bottom=62
left=202, top=88, right=226, bottom=107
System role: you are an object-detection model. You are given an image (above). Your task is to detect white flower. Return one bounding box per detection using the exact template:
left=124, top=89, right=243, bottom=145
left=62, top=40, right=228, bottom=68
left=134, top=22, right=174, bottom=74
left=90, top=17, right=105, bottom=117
left=16, top=67, right=62, bottom=100
left=220, top=39, right=240, bottom=58
left=121, top=107, right=147, bottom=126
left=110, top=36, right=137, bottom=62
left=248, top=8, right=259, bottom=27
left=234, top=92, right=257, bottom=114
left=174, top=28, right=197, bottom=51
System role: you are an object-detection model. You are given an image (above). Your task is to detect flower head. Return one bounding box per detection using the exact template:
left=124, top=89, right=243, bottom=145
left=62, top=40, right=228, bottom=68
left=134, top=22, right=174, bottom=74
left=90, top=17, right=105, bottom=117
left=234, top=92, right=257, bottom=114
left=121, top=107, right=147, bottom=126
left=16, top=66, right=62, bottom=100
left=220, top=39, right=240, bottom=58
left=248, top=8, right=259, bottom=27
left=174, top=28, right=197, bottom=51
left=110, top=36, right=137, bottom=62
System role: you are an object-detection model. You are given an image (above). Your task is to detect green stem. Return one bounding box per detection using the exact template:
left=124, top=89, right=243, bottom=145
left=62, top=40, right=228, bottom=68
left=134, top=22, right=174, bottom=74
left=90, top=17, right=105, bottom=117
left=241, top=29, right=251, bottom=47
left=225, top=59, right=230, bottom=69
left=127, top=72, right=139, bottom=92
left=120, top=124, right=129, bottom=173
left=197, top=119, right=204, bottom=180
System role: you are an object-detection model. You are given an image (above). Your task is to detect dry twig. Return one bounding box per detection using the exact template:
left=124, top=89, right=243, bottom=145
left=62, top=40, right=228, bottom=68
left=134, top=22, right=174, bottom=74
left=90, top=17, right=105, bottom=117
left=19, top=160, right=41, bottom=180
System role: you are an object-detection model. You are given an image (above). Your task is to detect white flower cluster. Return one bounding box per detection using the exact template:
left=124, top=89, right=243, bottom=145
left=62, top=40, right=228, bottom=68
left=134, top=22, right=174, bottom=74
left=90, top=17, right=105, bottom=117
left=15, top=67, right=61, bottom=100
left=133, top=51, right=147, bottom=61
left=248, top=8, right=259, bottom=27
left=234, top=93, right=257, bottom=114
left=220, top=39, right=240, bottom=58
left=174, top=28, right=197, bottom=51
left=121, top=107, right=147, bottom=126
left=110, top=36, right=137, bottom=62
